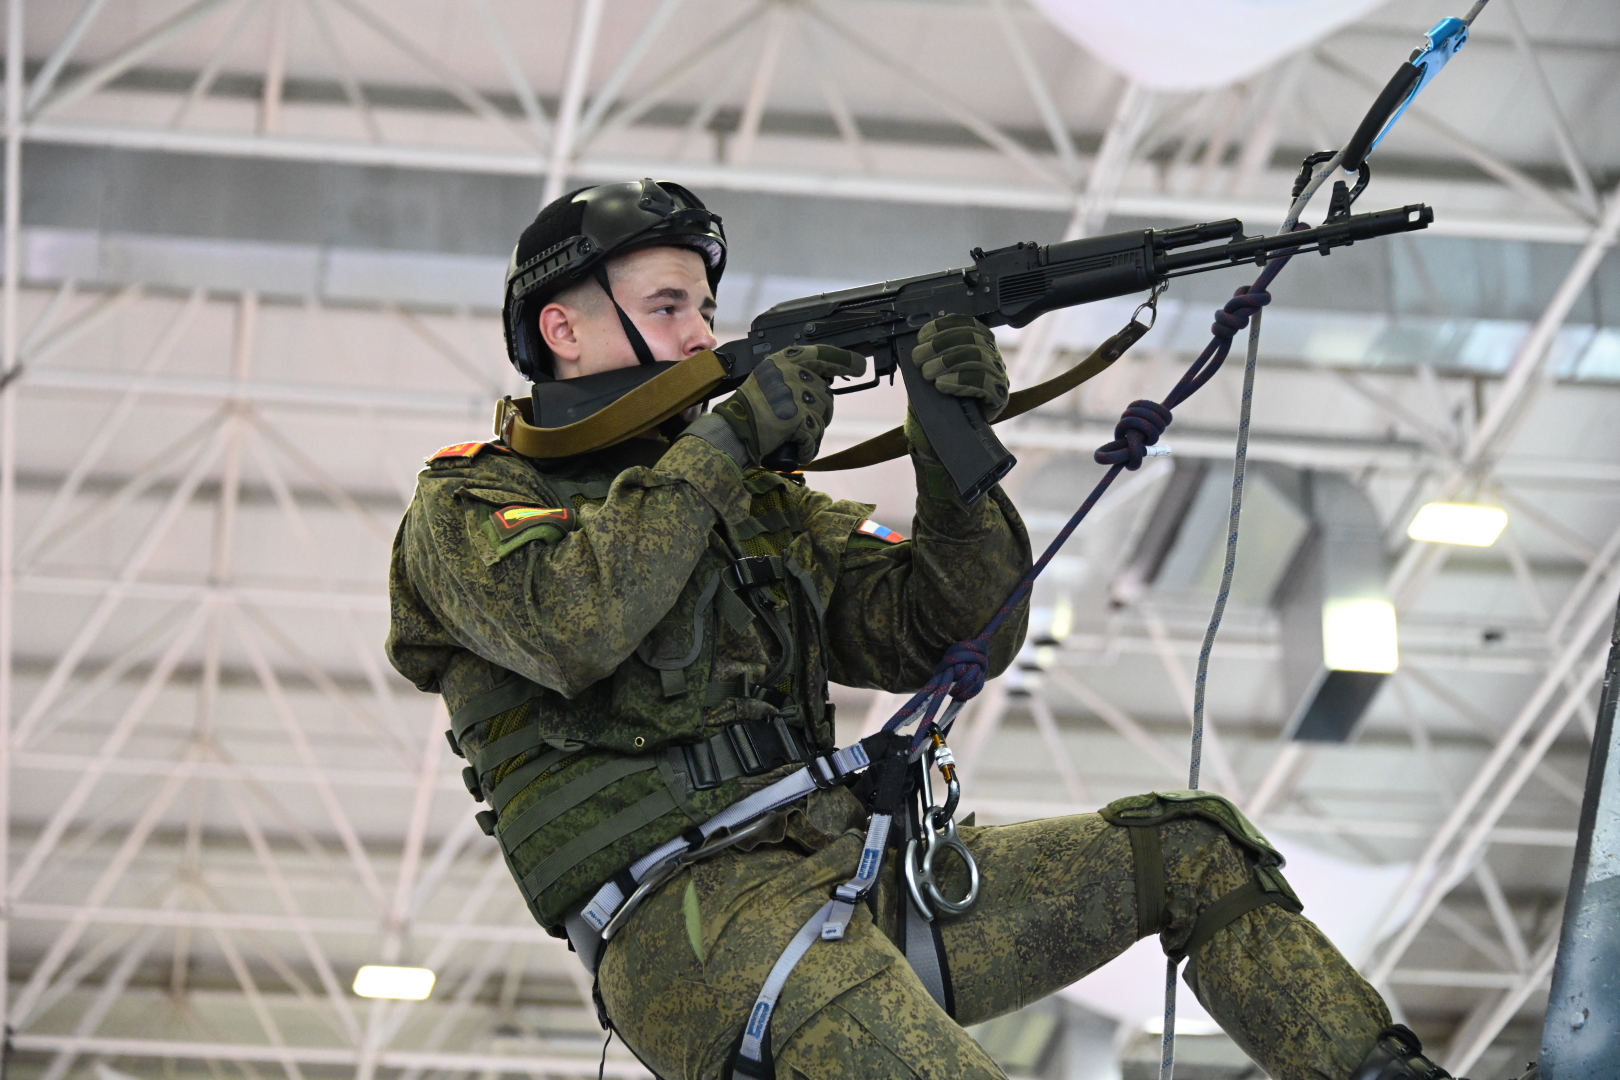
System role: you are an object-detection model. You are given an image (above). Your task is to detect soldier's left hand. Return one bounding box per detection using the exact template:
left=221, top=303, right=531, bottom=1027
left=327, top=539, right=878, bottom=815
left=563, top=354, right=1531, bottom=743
left=912, top=314, right=1009, bottom=421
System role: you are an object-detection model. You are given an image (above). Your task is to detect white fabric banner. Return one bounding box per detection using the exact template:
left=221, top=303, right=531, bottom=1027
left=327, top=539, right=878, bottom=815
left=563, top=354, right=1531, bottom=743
left=1027, top=0, right=1388, bottom=90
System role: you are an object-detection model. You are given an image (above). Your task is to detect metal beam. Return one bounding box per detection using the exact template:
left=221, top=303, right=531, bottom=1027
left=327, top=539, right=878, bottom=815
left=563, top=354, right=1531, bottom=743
left=729, top=4, right=786, bottom=168
left=1500, top=0, right=1599, bottom=217
left=11, top=751, right=449, bottom=791
left=580, top=3, right=769, bottom=154
left=541, top=0, right=608, bottom=206
left=1366, top=591, right=1615, bottom=984
left=1390, top=181, right=1620, bottom=601
left=258, top=0, right=288, bottom=135
left=0, top=0, right=20, bottom=1041
left=7, top=1036, right=654, bottom=1078
left=1026, top=694, right=1090, bottom=804
left=797, top=8, right=869, bottom=173
left=304, top=0, right=379, bottom=142
left=33, top=0, right=237, bottom=120
left=988, top=0, right=1080, bottom=182
left=10, top=904, right=558, bottom=945
left=469, top=0, right=550, bottom=148
left=573, top=0, right=685, bottom=150
left=325, top=0, right=531, bottom=148
left=23, top=0, right=112, bottom=115
left=19, top=121, right=1598, bottom=244
left=803, top=2, right=1063, bottom=186
left=18, top=574, right=390, bottom=613
left=11, top=421, right=228, bottom=747
left=1448, top=931, right=1561, bottom=1076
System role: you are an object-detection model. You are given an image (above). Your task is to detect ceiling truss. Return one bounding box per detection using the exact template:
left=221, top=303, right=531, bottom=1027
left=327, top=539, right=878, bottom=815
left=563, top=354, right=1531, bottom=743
left=2, top=2, right=1618, bottom=1078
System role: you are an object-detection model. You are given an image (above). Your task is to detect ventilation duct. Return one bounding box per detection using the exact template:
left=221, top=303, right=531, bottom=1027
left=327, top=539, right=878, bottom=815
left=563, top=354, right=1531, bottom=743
left=1273, top=473, right=1397, bottom=743
left=1112, top=462, right=1394, bottom=742
left=1110, top=458, right=1310, bottom=609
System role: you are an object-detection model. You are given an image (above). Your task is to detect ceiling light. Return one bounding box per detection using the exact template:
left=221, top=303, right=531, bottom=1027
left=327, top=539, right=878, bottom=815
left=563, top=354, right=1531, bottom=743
left=1322, top=598, right=1399, bottom=674
left=353, top=965, right=436, bottom=1001
left=1406, top=502, right=1508, bottom=547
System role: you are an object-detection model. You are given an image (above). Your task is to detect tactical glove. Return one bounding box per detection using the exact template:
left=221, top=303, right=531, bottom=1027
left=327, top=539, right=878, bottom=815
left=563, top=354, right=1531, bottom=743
left=912, top=314, right=1009, bottom=421
left=684, top=344, right=866, bottom=467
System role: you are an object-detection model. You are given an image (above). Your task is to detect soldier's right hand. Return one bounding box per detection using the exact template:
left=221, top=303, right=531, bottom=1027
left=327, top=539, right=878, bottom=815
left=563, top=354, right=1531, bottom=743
left=684, top=345, right=865, bottom=467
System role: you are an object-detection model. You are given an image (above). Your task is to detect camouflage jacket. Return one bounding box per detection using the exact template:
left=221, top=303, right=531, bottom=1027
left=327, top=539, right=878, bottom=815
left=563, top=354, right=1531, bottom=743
left=387, top=431, right=1031, bottom=931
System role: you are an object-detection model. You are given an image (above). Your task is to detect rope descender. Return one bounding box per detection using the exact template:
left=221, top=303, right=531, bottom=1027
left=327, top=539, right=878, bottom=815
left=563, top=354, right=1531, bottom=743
left=904, top=729, right=980, bottom=920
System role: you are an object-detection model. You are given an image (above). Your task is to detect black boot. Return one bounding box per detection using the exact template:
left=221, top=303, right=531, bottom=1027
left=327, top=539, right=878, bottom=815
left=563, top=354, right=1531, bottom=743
left=1350, top=1025, right=1467, bottom=1080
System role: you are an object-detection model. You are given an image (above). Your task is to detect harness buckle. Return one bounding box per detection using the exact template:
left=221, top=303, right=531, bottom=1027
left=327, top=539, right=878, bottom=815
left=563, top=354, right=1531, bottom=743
left=727, top=555, right=783, bottom=590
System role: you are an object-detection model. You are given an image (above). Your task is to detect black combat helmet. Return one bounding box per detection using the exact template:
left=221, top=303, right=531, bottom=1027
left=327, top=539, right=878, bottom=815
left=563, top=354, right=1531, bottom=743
left=502, top=179, right=727, bottom=382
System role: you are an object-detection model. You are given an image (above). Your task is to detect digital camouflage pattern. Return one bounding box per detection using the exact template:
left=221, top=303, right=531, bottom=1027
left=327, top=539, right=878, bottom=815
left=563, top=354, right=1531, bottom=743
left=387, top=431, right=1032, bottom=926
left=389, top=425, right=1390, bottom=1080
left=600, top=809, right=1390, bottom=1080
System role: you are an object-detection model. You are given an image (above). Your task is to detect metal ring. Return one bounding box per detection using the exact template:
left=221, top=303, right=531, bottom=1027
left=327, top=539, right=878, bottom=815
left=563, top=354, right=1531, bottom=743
left=919, top=817, right=981, bottom=915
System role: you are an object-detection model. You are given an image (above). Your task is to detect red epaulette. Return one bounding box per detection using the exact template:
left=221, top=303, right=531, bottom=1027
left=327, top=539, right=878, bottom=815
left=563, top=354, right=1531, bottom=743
left=425, top=441, right=511, bottom=464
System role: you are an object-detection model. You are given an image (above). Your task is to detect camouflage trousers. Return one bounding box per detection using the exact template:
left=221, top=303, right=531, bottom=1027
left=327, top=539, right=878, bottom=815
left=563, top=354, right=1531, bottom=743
left=598, top=808, right=1390, bottom=1080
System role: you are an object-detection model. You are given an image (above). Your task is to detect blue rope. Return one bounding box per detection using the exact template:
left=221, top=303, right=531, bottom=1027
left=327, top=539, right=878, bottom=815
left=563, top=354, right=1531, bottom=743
left=880, top=251, right=1295, bottom=749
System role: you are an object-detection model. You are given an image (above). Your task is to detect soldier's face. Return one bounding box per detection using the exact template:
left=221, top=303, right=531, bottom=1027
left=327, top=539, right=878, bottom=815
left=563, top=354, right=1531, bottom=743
left=541, top=247, right=718, bottom=378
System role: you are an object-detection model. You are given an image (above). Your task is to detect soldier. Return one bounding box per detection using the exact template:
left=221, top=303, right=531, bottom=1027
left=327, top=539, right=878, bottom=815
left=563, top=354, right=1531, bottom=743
left=387, top=180, right=1463, bottom=1080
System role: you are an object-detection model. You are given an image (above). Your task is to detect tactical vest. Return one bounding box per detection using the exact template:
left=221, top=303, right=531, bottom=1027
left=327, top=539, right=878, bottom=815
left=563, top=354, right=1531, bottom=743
left=444, top=462, right=839, bottom=932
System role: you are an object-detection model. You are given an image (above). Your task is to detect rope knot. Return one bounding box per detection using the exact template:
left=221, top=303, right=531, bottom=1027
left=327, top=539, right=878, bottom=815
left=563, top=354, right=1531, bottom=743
left=1093, top=399, right=1172, bottom=470
left=1209, top=285, right=1271, bottom=343
left=941, top=639, right=989, bottom=701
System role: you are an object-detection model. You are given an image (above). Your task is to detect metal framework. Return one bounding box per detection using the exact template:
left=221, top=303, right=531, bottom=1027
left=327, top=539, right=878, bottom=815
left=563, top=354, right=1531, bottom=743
left=2, top=2, right=1617, bottom=1078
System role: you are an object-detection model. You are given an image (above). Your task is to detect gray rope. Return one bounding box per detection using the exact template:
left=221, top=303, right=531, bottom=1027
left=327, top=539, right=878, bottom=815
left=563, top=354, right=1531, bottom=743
left=1159, top=306, right=1265, bottom=1080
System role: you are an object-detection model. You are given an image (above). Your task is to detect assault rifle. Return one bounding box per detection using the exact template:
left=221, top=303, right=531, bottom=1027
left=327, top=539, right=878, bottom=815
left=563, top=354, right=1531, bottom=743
left=713, top=202, right=1433, bottom=503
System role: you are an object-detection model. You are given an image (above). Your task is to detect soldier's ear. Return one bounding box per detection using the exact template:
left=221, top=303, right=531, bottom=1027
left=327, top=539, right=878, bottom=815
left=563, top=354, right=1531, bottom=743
left=539, top=301, right=585, bottom=363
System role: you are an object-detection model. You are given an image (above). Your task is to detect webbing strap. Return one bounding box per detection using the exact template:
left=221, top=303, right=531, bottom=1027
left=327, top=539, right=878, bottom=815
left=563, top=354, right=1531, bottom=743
left=678, top=715, right=807, bottom=790
left=487, top=747, right=572, bottom=815
left=496, top=756, right=660, bottom=854
left=821, top=813, right=891, bottom=940
left=520, top=787, right=679, bottom=899
left=901, top=888, right=952, bottom=1015
left=450, top=675, right=540, bottom=742
left=577, top=743, right=871, bottom=934
left=593, top=264, right=659, bottom=368
left=1172, top=877, right=1303, bottom=967
left=732, top=808, right=894, bottom=1078
left=496, top=351, right=729, bottom=459
left=1129, top=825, right=1167, bottom=940
left=470, top=724, right=545, bottom=780
left=731, top=900, right=833, bottom=1080
left=805, top=320, right=1149, bottom=473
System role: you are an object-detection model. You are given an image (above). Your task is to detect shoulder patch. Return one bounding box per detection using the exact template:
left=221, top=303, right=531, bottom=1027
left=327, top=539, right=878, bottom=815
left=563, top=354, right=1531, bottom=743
left=427, top=441, right=511, bottom=464
left=856, top=519, right=905, bottom=544
left=492, top=505, right=572, bottom=538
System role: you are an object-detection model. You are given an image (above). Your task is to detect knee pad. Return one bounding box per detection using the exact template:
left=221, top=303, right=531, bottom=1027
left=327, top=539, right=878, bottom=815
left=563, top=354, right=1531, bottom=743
left=1100, top=790, right=1302, bottom=966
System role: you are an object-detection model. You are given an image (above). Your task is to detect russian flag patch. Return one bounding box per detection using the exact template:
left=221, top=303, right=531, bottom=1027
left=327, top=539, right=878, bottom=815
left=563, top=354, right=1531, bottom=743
left=857, top=519, right=905, bottom=544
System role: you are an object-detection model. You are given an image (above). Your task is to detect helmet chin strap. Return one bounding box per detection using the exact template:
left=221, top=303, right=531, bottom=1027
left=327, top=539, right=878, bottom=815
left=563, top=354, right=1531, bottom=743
left=592, top=265, right=659, bottom=367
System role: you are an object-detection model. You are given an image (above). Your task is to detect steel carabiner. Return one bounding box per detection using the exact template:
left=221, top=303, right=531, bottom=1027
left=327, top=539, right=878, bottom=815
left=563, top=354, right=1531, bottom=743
left=903, top=738, right=980, bottom=920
